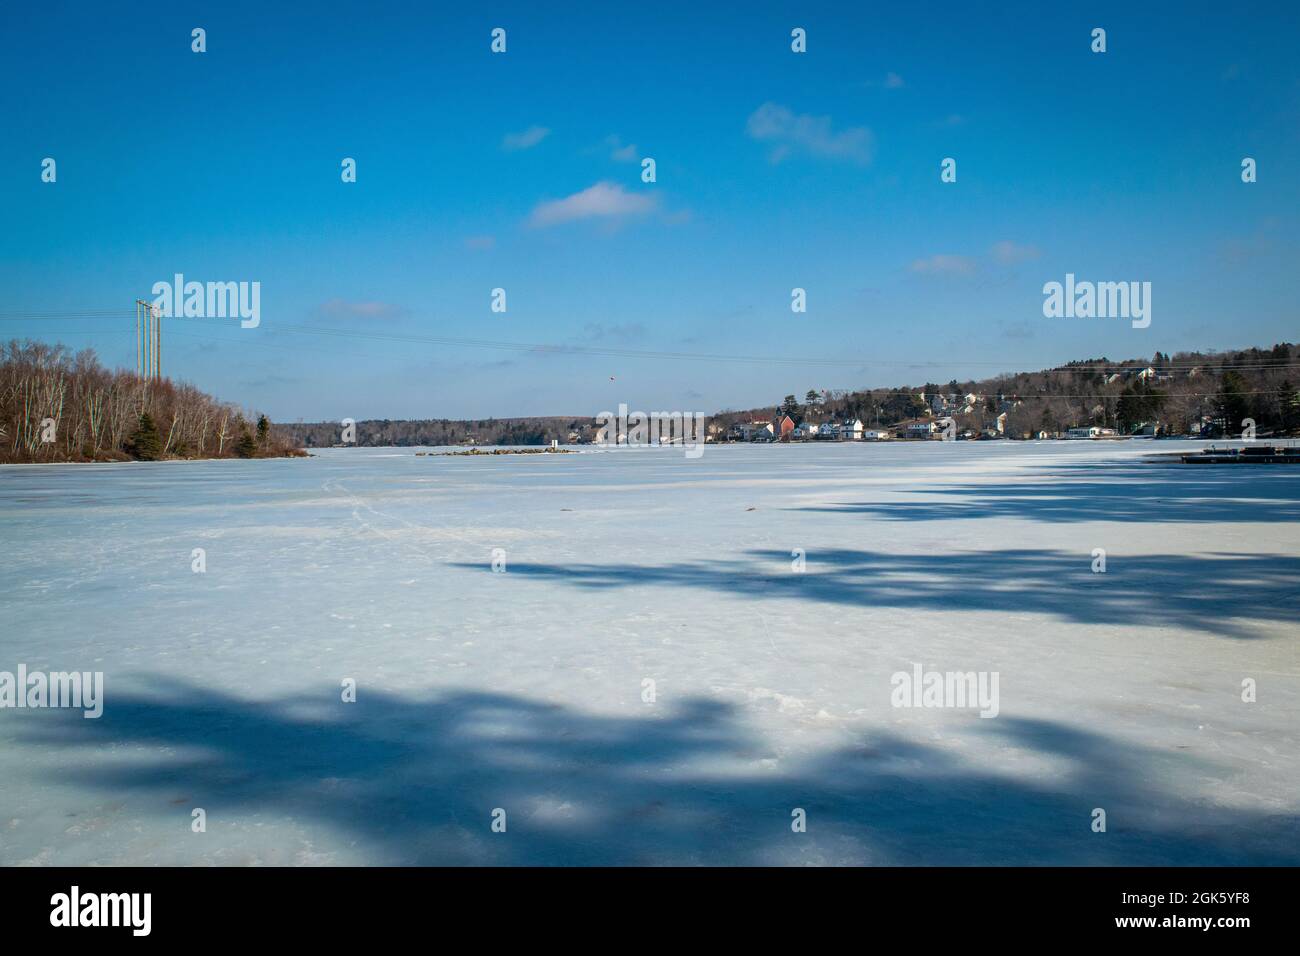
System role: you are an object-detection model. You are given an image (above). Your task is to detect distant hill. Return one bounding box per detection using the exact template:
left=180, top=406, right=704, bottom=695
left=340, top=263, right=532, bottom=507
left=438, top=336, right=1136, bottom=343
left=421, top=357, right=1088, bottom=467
left=281, top=416, right=598, bottom=448
left=279, top=343, right=1300, bottom=445
left=746, top=343, right=1300, bottom=439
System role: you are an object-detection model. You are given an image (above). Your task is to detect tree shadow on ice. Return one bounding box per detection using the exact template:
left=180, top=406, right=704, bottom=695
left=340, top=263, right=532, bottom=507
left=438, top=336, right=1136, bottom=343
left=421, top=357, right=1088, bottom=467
left=793, top=460, right=1300, bottom=524
left=467, top=549, right=1299, bottom=637
left=24, top=680, right=1300, bottom=865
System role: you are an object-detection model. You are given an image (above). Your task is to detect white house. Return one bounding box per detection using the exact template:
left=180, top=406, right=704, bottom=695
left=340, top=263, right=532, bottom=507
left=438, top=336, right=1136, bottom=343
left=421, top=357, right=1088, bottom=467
left=861, top=428, right=891, bottom=441
left=1066, top=426, right=1102, bottom=439
left=792, top=421, right=820, bottom=440
left=839, top=419, right=865, bottom=440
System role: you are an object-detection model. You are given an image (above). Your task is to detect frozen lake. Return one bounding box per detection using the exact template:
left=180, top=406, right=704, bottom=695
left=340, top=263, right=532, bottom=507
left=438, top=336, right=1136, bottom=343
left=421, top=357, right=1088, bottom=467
left=2, top=440, right=1298, bottom=865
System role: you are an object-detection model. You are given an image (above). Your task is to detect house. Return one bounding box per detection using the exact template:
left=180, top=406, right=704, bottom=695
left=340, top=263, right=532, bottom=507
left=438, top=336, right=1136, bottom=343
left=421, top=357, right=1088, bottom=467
left=1066, top=426, right=1104, bottom=439
left=774, top=415, right=796, bottom=441
left=724, top=420, right=775, bottom=441
left=861, top=428, right=891, bottom=441
left=839, top=419, right=864, bottom=440
left=792, top=421, right=819, bottom=440
left=1136, top=366, right=1157, bottom=382
left=904, top=420, right=937, bottom=439
left=995, top=412, right=1008, bottom=435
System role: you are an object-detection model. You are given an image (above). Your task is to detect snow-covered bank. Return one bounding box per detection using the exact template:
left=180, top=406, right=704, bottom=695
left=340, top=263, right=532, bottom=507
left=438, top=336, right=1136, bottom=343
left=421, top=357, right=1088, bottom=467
left=1, top=441, right=1297, bottom=865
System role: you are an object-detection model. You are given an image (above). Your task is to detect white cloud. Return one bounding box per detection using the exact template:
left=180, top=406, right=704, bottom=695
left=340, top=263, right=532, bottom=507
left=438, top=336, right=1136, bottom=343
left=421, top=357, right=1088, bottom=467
left=909, top=255, right=977, bottom=276
left=884, top=72, right=905, bottom=89
left=502, top=125, right=550, bottom=151
left=605, top=134, right=639, bottom=162
left=746, top=102, right=873, bottom=164
left=464, top=235, right=495, bottom=251
left=527, top=181, right=659, bottom=228
left=990, top=240, right=1041, bottom=265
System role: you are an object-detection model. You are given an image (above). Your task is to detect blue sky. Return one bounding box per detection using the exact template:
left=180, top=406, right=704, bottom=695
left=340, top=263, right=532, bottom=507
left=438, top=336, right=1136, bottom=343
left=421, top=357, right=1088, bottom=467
left=2, top=1, right=1297, bottom=420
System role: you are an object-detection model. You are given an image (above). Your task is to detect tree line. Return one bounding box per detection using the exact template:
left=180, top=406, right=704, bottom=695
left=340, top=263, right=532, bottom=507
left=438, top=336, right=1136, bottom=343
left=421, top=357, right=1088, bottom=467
left=0, top=340, right=301, bottom=463
left=721, top=343, right=1300, bottom=439
left=281, top=416, right=599, bottom=448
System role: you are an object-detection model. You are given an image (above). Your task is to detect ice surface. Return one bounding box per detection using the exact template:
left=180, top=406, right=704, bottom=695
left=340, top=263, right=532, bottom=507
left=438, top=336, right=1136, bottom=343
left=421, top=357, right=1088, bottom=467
left=1, top=441, right=1298, bottom=865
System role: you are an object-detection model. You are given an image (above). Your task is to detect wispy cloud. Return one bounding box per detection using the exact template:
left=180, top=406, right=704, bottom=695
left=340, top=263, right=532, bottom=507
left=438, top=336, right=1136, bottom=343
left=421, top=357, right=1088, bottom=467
left=990, top=240, right=1041, bottom=265
left=909, top=254, right=977, bottom=276
left=464, top=235, right=495, bottom=251
left=502, top=125, right=550, bottom=151
left=582, top=322, right=646, bottom=343
left=746, top=102, right=873, bottom=164
left=858, top=72, right=905, bottom=91
left=241, top=373, right=300, bottom=388
left=527, top=181, right=659, bottom=228
left=605, top=134, right=639, bottom=162
left=315, top=299, right=405, bottom=321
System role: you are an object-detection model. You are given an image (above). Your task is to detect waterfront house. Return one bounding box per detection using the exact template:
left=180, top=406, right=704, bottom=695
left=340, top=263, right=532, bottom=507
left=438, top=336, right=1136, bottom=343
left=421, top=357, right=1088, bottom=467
left=792, top=421, right=819, bottom=440
left=904, top=420, right=937, bottom=439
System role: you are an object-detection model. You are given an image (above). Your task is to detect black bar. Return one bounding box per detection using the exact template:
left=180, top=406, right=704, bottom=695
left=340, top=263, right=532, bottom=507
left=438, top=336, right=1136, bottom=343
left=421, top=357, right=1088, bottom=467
left=2, top=867, right=1288, bottom=941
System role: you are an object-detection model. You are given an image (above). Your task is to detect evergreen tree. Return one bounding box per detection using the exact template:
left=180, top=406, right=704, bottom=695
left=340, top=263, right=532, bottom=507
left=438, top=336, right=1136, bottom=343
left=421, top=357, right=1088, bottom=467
left=1216, top=371, right=1250, bottom=437
left=1279, top=379, right=1300, bottom=434
left=127, top=413, right=162, bottom=461
left=256, top=414, right=270, bottom=445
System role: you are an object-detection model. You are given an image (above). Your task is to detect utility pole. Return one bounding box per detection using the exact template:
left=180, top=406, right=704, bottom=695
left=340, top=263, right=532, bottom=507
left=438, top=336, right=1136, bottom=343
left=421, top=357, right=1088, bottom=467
left=135, top=298, right=161, bottom=380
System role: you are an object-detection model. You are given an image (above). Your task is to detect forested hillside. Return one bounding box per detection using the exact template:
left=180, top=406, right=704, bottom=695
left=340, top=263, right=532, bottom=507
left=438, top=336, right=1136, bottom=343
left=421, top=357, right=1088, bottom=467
left=278, top=343, right=1300, bottom=446
left=0, top=340, right=302, bottom=463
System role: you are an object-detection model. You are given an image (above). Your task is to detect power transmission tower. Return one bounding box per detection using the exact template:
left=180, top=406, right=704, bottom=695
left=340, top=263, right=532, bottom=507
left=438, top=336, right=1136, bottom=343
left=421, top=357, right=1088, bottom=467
left=135, top=298, right=161, bottom=380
